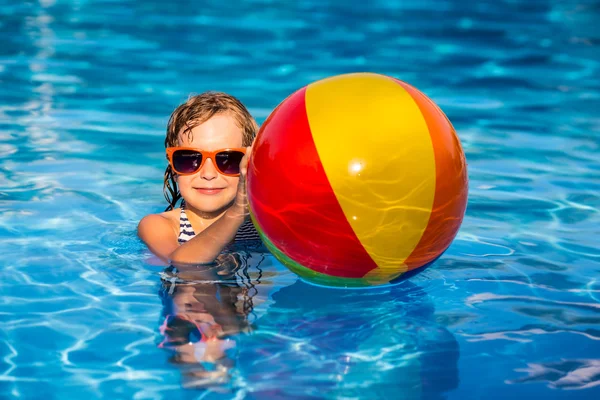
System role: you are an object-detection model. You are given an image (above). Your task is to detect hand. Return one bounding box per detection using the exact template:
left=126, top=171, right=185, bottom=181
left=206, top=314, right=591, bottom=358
left=232, top=145, right=252, bottom=217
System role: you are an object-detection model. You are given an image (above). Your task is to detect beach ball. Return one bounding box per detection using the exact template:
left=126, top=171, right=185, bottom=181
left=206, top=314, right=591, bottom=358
left=247, top=72, right=468, bottom=288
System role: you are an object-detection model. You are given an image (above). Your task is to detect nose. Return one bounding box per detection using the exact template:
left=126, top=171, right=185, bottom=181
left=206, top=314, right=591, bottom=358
left=199, top=157, right=218, bottom=180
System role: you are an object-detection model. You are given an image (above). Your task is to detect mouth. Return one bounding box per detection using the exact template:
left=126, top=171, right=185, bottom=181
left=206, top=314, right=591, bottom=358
left=194, top=187, right=225, bottom=195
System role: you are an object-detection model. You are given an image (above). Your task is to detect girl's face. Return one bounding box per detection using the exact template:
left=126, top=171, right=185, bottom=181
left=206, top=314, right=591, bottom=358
left=176, top=113, right=243, bottom=216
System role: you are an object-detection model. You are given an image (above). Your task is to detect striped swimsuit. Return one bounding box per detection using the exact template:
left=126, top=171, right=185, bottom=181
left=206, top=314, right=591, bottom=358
left=178, top=203, right=261, bottom=244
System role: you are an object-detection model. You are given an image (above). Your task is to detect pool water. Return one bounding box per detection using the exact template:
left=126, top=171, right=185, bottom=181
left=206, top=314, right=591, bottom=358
left=1, top=0, right=599, bottom=399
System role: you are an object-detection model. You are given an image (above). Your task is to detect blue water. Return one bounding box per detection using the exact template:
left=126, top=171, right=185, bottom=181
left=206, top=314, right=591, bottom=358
left=1, top=0, right=599, bottom=398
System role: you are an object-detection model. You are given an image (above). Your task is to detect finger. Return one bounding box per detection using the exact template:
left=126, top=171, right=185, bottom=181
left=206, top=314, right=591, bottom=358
left=239, top=146, right=252, bottom=176
left=239, top=159, right=248, bottom=177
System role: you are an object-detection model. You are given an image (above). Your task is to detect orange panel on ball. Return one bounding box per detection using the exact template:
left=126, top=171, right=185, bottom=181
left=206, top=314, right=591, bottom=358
left=247, top=87, right=378, bottom=278
left=394, top=80, right=468, bottom=270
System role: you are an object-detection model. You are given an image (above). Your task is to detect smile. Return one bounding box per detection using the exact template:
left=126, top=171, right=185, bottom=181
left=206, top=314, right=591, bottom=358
left=194, top=188, right=225, bottom=195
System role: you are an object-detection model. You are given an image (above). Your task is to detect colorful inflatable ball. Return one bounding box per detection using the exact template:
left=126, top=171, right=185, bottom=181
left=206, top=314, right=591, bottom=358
left=247, top=72, right=468, bottom=287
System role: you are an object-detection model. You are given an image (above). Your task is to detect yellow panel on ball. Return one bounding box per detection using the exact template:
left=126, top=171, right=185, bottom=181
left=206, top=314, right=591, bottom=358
left=305, top=73, right=436, bottom=277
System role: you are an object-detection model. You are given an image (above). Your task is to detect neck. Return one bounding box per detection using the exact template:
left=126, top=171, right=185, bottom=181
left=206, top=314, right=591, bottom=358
left=183, top=199, right=235, bottom=224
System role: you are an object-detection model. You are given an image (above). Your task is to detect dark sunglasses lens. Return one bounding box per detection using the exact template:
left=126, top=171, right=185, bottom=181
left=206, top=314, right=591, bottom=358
left=173, top=150, right=202, bottom=173
left=215, top=151, right=245, bottom=175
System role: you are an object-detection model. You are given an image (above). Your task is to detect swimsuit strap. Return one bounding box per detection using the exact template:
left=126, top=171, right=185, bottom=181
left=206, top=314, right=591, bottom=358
left=178, top=202, right=195, bottom=244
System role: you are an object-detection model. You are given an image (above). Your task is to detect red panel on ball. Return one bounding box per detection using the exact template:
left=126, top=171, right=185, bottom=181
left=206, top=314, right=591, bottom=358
left=247, top=88, right=378, bottom=278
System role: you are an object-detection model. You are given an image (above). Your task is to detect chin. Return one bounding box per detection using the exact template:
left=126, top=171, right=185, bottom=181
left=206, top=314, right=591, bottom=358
left=199, top=204, right=232, bottom=214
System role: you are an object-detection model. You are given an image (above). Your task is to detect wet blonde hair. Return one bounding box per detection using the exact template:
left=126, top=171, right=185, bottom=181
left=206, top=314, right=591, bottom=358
left=163, top=92, right=258, bottom=211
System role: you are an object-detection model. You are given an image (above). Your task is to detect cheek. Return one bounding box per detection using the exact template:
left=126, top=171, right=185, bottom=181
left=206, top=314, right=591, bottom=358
left=224, top=176, right=240, bottom=188
left=176, top=175, right=192, bottom=188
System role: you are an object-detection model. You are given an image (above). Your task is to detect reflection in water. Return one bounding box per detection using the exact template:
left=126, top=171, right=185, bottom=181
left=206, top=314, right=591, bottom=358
left=158, top=251, right=461, bottom=397
left=237, top=279, right=460, bottom=399
left=158, top=251, right=266, bottom=390
left=158, top=248, right=461, bottom=398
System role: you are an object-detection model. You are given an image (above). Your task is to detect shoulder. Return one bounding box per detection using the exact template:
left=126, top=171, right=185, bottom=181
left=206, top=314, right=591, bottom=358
left=137, top=209, right=180, bottom=241
left=137, top=210, right=182, bottom=262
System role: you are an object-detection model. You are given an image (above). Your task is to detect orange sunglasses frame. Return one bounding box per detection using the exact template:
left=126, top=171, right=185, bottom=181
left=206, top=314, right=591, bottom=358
left=166, top=147, right=246, bottom=177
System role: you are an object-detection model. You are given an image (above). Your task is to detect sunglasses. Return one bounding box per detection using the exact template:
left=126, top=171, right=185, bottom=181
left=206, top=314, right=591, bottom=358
left=166, top=147, right=246, bottom=176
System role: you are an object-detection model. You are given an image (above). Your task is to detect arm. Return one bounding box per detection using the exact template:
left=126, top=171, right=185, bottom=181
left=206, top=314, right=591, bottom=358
left=168, top=204, right=246, bottom=265
left=138, top=205, right=246, bottom=266
left=137, top=214, right=179, bottom=264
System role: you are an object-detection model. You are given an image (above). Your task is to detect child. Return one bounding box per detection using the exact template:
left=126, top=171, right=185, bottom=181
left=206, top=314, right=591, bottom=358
left=138, top=92, right=261, bottom=265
